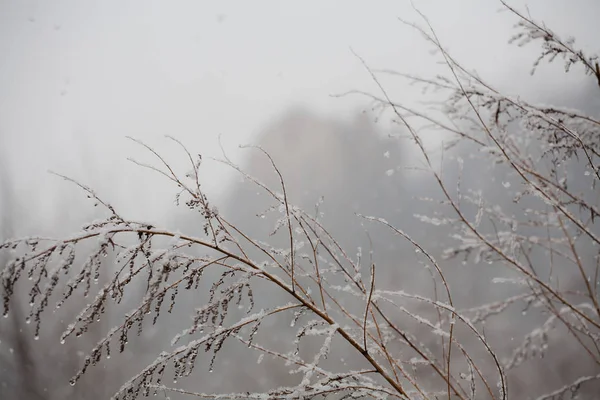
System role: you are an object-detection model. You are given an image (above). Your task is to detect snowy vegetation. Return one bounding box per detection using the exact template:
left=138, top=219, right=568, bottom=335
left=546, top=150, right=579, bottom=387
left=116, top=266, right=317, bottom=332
left=2, top=2, right=600, bottom=399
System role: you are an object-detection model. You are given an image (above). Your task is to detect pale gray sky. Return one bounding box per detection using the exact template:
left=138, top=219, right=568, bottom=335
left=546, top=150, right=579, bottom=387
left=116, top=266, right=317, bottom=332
left=0, top=0, right=597, bottom=231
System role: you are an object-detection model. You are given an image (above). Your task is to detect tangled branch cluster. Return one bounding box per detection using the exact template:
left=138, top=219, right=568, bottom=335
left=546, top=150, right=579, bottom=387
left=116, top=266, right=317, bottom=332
left=2, top=3, right=600, bottom=399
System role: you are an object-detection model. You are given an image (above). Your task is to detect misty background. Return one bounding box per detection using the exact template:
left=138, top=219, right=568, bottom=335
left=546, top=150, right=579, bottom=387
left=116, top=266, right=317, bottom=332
left=1, top=1, right=599, bottom=399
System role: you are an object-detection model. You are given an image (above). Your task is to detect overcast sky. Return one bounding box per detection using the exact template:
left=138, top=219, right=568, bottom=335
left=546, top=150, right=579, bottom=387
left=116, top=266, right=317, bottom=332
left=0, top=0, right=598, bottom=232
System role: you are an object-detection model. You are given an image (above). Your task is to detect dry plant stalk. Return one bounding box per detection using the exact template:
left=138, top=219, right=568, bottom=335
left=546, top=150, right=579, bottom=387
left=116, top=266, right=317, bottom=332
left=2, top=2, right=600, bottom=399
